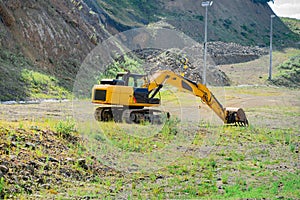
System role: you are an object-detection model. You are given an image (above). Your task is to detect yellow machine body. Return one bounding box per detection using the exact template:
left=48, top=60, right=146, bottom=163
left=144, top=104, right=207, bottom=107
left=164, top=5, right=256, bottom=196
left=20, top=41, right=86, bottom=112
left=92, top=85, right=160, bottom=108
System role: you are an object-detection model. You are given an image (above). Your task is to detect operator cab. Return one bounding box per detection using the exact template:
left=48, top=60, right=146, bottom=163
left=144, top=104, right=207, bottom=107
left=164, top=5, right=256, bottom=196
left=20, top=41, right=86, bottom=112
left=116, top=72, right=157, bottom=104
left=98, top=72, right=159, bottom=104
left=116, top=72, right=147, bottom=87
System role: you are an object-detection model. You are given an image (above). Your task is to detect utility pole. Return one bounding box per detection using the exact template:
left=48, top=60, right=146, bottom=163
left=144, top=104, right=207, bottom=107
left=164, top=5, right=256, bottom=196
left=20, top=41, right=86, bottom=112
left=201, top=1, right=213, bottom=85
left=269, top=14, right=275, bottom=80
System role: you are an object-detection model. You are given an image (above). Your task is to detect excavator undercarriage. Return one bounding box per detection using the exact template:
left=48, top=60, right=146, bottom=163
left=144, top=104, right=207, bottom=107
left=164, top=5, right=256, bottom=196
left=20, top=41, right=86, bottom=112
left=94, top=106, right=166, bottom=124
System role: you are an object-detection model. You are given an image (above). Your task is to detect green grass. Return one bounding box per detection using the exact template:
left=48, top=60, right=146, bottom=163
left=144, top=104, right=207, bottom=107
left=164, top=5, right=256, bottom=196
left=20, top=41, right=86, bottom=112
left=212, top=172, right=300, bottom=199
left=85, top=117, right=179, bottom=153
left=1, top=83, right=299, bottom=199
left=96, top=0, right=160, bottom=26
left=97, top=55, right=144, bottom=81
left=55, top=117, right=76, bottom=137
left=219, top=48, right=300, bottom=86
left=0, top=177, right=4, bottom=198
left=21, top=69, right=71, bottom=99
left=0, top=48, right=31, bottom=101
left=272, top=55, right=300, bottom=87
left=2, top=118, right=299, bottom=199
left=281, top=17, right=300, bottom=35
left=0, top=48, right=71, bottom=101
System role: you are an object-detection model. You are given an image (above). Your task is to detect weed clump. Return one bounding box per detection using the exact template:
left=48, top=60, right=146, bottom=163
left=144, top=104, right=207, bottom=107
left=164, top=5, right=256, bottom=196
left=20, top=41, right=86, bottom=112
left=55, top=118, right=76, bottom=138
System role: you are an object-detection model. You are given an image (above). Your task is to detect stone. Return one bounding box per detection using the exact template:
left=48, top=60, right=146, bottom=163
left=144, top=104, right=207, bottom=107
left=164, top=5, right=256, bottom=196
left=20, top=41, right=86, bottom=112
left=10, top=141, right=17, bottom=147
left=22, top=175, right=29, bottom=181
left=77, top=158, right=86, bottom=166
left=25, top=142, right=36, bottom=150
left=48, top=157, right=59, bottom=163
left=0, top=165, right=9, bottom=174
left=42, top=184, right=51, bottom=189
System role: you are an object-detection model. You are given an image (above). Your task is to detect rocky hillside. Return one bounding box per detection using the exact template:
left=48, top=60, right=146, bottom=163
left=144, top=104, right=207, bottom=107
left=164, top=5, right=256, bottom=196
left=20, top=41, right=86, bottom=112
left=98, top=0, right=299, bottom=47
left=0, top=0, right=299, bottom=101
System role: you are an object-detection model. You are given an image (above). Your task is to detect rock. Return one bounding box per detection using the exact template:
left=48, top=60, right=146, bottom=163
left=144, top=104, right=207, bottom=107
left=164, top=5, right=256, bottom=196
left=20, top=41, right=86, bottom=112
left=48, top=157, right=59, bottom=163
left=77, top=158, right=86, bottom=166
left=38, top=157, right=46, bottom=163
left=41, top=184, right=51, bottom=189
left=10, top=134, right=17, bottom=141
left=0, top=165, right=9, bottom=174
left=156, top=175, right=164, bottom=180
left=28, top=160, right=41, bottom=169
left=22, top=175, right=30, bottom=181
left=24, top=186, right=33, bottom=194
left=64, top=157, right=74, bottom=165
left=10, top=141, right=17, bottom=147
left=130, top=48, right=231, bottom=86
left=36, top=178, right=44, bottom=184
left=44, top=164, right=50, bottom=171
left=25, top=142, right=36, bottom=150
left=60, top=168, right=71, bottom=177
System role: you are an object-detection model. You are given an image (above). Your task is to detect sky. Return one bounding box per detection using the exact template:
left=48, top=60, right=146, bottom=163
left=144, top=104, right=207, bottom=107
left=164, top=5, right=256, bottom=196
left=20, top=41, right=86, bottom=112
left=268, top=0, right=300, bottom=19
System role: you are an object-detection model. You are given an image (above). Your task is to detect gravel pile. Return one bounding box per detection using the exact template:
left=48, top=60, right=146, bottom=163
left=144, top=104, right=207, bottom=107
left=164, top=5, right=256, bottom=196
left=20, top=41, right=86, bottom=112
left=208, top=41, right=268, bottom=65
left=114, top=41, right=267, bottom=86
left=127, top=48, right=231, bottom=86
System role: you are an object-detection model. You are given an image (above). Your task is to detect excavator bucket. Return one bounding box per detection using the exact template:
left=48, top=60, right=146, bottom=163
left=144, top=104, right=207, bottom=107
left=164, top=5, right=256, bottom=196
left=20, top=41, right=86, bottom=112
left=225, top=107, right=249, bottom=126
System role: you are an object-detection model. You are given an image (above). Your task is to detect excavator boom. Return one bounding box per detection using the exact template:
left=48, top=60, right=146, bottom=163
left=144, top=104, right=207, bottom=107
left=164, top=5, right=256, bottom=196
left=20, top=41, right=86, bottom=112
left=146, top=70, right=248, bottom=126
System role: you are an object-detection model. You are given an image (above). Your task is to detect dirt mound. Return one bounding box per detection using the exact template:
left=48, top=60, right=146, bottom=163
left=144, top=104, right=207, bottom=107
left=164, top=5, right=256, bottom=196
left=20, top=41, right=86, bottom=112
left=0, top=126, right=118, bottom=198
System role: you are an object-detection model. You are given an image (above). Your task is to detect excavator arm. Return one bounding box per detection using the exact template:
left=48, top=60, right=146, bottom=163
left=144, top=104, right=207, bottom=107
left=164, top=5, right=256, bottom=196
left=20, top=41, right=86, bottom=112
left=145, top=70, right=248, bottom=126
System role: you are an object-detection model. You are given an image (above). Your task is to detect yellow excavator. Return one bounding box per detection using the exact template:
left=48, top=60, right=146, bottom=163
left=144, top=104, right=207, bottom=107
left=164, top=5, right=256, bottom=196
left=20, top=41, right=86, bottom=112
left=91, top=70, right=248, bottom=126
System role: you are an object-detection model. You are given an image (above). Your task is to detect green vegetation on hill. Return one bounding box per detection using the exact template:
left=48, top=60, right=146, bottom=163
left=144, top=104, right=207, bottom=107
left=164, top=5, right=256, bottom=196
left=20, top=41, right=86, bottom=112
left=97, top=55, right=143, bottom=81
left=281, top=17, right=300, bottom=35
left=21, top=69, right=71, bottom=100
left=0, top=48, right=70, bottom=101
left=96, top=0, right=300, bottom=47
left=95, top=0, right=160, bottom=26
left=272, top=55, right=300, bottom=88
left=0, top=48, right=31, bottom=101
left=1, top=1, right=300, bottom=101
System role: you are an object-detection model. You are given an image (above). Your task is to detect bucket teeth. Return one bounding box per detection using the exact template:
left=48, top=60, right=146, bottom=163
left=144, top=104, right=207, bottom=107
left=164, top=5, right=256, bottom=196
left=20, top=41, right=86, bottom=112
left=225, top=107, right=248, bottom=126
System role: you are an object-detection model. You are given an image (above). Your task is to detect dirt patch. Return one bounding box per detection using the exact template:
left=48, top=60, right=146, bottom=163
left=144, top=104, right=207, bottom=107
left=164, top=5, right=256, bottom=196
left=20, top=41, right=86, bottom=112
left=219, top=48, right=300, bottom=86
left=0, top=125, right=119, bottom=198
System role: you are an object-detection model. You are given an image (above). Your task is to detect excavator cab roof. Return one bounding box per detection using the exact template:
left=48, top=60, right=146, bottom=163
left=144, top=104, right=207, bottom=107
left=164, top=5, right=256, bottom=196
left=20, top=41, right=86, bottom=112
left=116, top=72, right=147, bottom=87
left=116, top=72, right=145, bottom=79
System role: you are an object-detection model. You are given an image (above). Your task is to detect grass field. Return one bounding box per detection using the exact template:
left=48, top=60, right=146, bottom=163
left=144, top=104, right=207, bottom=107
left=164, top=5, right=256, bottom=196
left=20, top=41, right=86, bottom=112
left=0, top=49, right=299, bottom=199
left=0, top=84, right=299, bottom=199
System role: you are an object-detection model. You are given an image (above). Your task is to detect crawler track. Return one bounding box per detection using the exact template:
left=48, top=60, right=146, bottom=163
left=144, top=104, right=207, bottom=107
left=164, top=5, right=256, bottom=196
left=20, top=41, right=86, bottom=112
left=94, top=106, right=167, bottom=124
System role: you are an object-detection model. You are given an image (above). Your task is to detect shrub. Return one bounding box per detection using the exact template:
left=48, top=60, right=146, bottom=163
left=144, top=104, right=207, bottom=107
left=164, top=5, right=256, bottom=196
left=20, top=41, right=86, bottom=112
left=272, top=55, right=300, bottom=87
left=55, top=118, right=76, bottom=137
left=223, top=19, right=232, bottom=29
